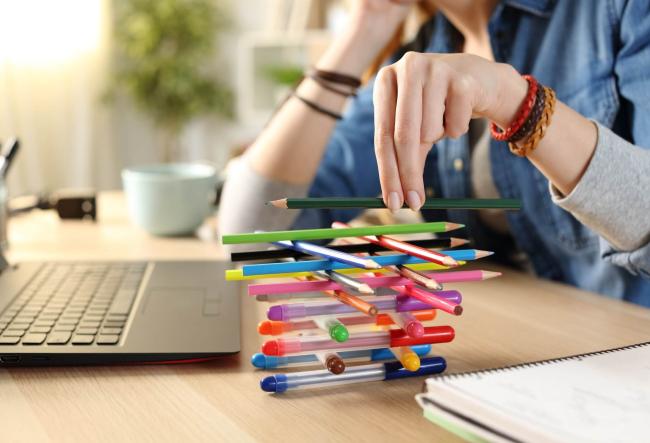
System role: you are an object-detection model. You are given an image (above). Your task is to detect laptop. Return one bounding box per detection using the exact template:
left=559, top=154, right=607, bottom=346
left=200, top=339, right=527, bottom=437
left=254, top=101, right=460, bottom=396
left=0, top=250, right=240, bottom=366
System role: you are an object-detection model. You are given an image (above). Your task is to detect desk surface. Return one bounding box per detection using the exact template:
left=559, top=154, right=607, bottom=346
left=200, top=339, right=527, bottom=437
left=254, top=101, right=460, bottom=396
left=3, top=192, right=650, bottom=442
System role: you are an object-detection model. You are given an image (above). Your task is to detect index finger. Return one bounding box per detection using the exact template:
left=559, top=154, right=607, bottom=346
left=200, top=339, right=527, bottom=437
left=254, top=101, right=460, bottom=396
left=373, top=66, right=403, bottom=212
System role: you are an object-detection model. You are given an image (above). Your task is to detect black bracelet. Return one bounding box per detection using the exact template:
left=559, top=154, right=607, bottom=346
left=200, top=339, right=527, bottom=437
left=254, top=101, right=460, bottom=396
left=308, top=68, right=361, bottom=88
left=292, top=93, right=343, bottom=120
left=307, top=74, right=357, bottom=98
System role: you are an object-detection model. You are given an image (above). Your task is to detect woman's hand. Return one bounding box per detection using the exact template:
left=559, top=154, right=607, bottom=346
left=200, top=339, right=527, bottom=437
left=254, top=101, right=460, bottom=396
left=373, top=52, right=528, bottom=210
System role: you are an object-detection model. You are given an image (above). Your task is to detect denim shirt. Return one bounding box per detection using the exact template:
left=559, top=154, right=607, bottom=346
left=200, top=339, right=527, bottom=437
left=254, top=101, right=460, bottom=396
left=292, top=0, right=650, bottom=306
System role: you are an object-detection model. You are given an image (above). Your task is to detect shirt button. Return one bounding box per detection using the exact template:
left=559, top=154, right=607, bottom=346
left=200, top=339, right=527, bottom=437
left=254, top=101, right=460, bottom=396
left=425, top=187, right=435, bottom=198
left=453, top=158, right=464, bottom=172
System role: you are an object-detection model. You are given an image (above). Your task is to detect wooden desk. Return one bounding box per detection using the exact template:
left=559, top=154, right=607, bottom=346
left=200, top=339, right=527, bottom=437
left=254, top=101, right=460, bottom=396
left=3, top=192, right=650, bottom=442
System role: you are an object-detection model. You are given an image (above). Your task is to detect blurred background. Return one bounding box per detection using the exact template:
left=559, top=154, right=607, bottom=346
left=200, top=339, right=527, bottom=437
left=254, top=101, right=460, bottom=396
left=0, top=0, right=375, bottom=197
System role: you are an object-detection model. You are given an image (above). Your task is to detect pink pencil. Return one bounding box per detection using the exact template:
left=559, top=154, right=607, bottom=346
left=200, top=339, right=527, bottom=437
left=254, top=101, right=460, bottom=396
left=247, top=270, right=501, bottom=296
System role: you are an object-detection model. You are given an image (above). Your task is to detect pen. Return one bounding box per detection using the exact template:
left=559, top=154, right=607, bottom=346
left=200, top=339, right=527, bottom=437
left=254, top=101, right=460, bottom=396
left=389, top=311, right=425, bottom=338
left=266, top=291, right=462, bottom=321
left=390, top=346, right=421, bottom=371
left=250, top=345, right=432, bottom=369
left=316, top=351, right=346, bottom=374
left=313, top=316, right=349, bottom=342
left=261, top=325, right=455, bottom=356
left=257, top=310, right=436, bottom=336
left=260, top=356, right=447, bottom=393
left=399, top=285, right=463, bottom=316
left=238, top=249, right=491, bottom=276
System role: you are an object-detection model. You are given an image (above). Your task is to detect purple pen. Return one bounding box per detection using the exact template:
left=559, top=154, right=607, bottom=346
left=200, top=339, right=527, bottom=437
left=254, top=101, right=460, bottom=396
left=267, top=291, right=462, bottom=321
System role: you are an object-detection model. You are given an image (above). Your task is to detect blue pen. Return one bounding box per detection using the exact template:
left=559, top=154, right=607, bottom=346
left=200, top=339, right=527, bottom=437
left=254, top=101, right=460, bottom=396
left=251, top=345, right=432, bottom=369
left=260, top=356, right=446, bottom=393
left=241, top=250, right=492, bottom=276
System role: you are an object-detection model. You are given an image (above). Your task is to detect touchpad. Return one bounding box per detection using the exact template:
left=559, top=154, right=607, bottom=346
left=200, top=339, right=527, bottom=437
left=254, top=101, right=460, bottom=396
left=142, top=288, right=206, bottom=319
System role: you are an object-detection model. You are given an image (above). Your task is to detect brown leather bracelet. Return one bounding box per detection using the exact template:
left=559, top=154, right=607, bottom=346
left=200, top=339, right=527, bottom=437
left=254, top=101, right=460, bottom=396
left=307, top=74, right=357, bottom=98
left=308, top=68, right=362, bottom=88
left=509, top=86, right=556, bottom=157
left=510, top=87, right=546, bottom=143
left=292, top=93, right=343, bottom=120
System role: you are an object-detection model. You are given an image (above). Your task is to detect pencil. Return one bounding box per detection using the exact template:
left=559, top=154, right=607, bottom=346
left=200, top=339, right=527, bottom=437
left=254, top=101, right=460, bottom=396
left=332, top=221, right=458, bottom=267
left=225, top=261, right=465, bottom=281
left=238, top=249, right=490, bottom=276
left=395, top=265, right=442, bottom=291
left=325, top=289, right=378, bottom=316
left=314, top=270, right=374, bottom=294
left=273, top=240, right=380, bottom=269
left=268, top=197, right=521, bottom=210
left=399, top=285, right=463, bottom=316
left=230, top=237, right=469, bottom=262
left=221, top=221, right=464, bottom=244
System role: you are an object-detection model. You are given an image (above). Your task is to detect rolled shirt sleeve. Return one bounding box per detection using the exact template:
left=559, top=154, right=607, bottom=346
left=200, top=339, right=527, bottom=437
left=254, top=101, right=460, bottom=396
left=550, top=121, right=650, bottom=276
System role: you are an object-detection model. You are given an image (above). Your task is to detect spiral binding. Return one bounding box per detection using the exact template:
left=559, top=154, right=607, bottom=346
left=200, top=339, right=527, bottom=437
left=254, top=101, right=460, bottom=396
left=430, top=341, right=650, bottom=382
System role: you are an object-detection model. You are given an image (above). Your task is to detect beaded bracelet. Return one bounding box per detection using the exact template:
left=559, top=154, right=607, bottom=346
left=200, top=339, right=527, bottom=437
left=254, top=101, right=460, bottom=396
left=490, top=75, right=538, bottom=141
left=508, top=85, right=556, bottom=157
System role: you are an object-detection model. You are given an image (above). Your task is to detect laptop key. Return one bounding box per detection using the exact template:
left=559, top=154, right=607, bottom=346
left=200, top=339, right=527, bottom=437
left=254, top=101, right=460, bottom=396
left=79, top=321, right=101, bottom=328
left=29, top=326, right=52, bottom=333
left=22, top=333, right=47, bottom=345
left=96, top=335, right=120, bottom=345
left=101, top=327, right=122, bottom=335
left=76, top=327, right=98, bottom=335
left=2, top=330, right=26, bottom=337
left=0, top=336, right=20, bottom=344
left=53, top=324, right=75, bottom=332
left=47, top=332, right=72, bottom=345
left=34, top=320, right=56, bottom=327
left=71, top=335, right=94, bottom=345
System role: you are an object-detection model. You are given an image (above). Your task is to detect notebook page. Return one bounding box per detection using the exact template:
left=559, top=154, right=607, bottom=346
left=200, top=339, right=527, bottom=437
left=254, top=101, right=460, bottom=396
left=424, top=343, right=650, bottom=443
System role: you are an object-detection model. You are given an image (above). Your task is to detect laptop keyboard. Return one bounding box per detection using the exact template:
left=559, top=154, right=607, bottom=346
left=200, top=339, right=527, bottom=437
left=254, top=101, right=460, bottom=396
left=0, top=263, right=146, bottom=346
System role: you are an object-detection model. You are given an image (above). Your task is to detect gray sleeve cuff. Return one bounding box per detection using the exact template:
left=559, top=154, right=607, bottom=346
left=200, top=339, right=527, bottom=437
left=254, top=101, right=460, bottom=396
left=601, top=238, right=650, bottom=278
left=217, top=154, right=310, bottom=252
left=549, top=121, right=650, bottom=252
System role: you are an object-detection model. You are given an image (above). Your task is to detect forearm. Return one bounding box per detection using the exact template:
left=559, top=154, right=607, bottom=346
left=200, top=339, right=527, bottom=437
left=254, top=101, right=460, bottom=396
left=491, top=69, right=598, bottom=196
left=248, top=26, right=385, bottom=185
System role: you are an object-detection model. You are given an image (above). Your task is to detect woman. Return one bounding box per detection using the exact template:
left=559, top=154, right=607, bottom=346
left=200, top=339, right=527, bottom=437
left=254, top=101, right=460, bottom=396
left=220, top=0, right=650, bottom=306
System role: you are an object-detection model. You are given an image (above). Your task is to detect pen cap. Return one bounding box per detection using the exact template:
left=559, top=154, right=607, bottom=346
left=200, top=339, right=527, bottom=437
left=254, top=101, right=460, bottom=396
left=389, top=325, right=455, bottom=347
left=371, top=345, right=431, bottom=360
left=267, top=304, right=305, bottom=321
left=261, top=337, right=301, bottom=356
left=258, top=320, right=290, bottom=335
left=383, top=356, right=446, bottom=380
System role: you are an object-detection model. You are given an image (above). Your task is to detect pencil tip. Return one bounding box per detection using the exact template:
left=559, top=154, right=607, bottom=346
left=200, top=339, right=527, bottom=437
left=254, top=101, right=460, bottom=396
left=425, top=281, right=443, bottom=291
left=442, top=256, right=459, bottom=267
left=482, top=270, right=502, bottom=280
left=474, top=250, right=494, bottom=259
left=449, top=237, right=470, bottom=248
left=359, top=284, right=374, bottom=294
left=268, top=199, right=287, bottom=209
left=446, top=222, right=465, bottom=232
left=365, top=260, right=382, bottom=269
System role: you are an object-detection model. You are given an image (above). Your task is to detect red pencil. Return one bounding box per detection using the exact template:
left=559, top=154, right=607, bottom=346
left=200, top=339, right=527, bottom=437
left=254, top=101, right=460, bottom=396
left=332, top=221, right=458, bottom=267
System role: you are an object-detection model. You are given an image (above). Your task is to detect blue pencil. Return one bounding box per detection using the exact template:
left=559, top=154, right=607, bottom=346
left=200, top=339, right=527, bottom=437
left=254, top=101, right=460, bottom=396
left=273, top=240, right=380, bottom=269
left=241, top=249, right=493, bottom=276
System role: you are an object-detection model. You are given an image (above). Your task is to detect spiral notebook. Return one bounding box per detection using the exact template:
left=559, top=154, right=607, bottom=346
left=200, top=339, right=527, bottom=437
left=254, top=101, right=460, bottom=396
left=416, top=342, right=650, bottom=443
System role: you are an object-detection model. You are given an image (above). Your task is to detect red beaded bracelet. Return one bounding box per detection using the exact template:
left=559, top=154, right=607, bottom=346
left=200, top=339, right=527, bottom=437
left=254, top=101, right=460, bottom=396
left=490, top=75, right=538, bottom=141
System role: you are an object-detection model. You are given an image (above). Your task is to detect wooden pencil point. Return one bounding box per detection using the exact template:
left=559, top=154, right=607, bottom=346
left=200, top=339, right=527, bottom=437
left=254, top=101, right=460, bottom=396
left=481, top=271, right=502, bottom=280
left=449, top=237, right=470, bottom=248
left=442, top=256, right=459, bottom=267
left=445, top=222, right=465, bottom=232
left=365, top=259, right=382, bottom=269
left=474, top=250, right=494, bottom=259
left=358, top=284, right=374, bottom=294
left=268, top=198, right=288, bottom=209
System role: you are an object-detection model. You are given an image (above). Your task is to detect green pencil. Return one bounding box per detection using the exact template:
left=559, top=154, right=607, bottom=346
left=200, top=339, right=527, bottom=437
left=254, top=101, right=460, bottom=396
left=221, top=222, right=463, bottom=245
left=268, top=197, right=521, bottom=210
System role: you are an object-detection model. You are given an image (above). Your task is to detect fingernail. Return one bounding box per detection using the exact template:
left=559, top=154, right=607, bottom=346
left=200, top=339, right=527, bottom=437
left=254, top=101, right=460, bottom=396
left=387, top=192, right=401, bottom=212
left=406, top=191, right=422, bottom=211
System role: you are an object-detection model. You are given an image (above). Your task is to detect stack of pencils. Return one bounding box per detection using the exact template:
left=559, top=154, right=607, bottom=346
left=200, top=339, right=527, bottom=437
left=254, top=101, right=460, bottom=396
left=222, top=197, right=517, bottom=393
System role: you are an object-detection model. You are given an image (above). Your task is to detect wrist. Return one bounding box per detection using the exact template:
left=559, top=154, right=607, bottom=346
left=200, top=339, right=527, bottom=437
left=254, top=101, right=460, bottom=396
left=315, top=20, right=391, bottom=78
left=488, top=64, right=530, bottom=129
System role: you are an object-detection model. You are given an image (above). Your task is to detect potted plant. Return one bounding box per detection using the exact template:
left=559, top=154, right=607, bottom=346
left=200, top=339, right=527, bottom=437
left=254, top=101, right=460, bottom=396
left=110, top=0, right=233, bottom=161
